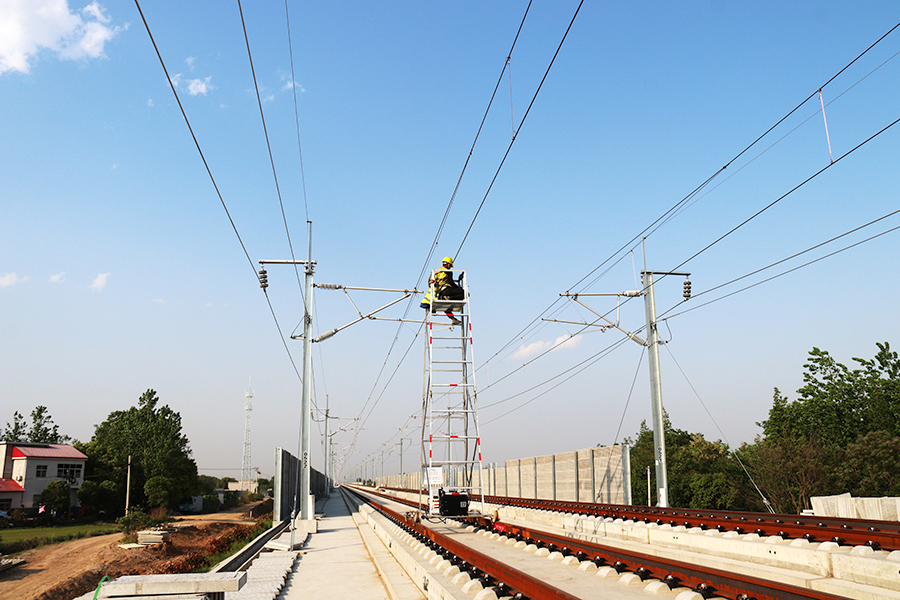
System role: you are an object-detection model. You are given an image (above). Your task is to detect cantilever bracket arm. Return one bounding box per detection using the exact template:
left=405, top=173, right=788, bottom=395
left=311, top=285, right=422, bottom=342
left=558, top=293, right=647, bottom=347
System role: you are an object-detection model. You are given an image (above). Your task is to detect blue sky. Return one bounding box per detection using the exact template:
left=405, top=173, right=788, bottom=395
left=2, top=1, right=899, bottom=485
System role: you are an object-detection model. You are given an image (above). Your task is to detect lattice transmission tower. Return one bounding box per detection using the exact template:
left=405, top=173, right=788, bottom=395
left=241, top=381, right=253, bottom=491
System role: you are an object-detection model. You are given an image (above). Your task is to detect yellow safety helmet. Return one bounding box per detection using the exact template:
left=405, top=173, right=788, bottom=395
left=442, top=256, right=454, bottom=266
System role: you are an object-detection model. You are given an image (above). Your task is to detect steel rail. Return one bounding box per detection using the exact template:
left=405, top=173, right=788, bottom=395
left=351, top=486, right=879, bottom=600
left=478, top=518, right=849, bottom=600
left=475, top=494, right=900, bottom=552
left=345, top=487, right=581, bottom=600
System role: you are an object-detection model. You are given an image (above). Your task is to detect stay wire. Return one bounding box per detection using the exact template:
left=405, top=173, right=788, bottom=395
left=613, top=346, right=645, bottom=447
left=662, top=344, right=774, bottom=513
left=133, top=0, right=255, bottom=276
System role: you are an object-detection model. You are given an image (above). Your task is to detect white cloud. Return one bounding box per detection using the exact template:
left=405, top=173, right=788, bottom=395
left=282, top=79, right=304, bottom=93
left=90, top=272, right=110, bottom=291
left=49, top=272, right=65, bottom=283
left=170, top=73, right=214, bottom=96
left=1, top=273, right=26, bottom=288
left=279, top=71, right=304, bottom=93
left=0, top=0, right=122, bottom=75
left=82, top=2, right=110, bottom=24
left=186, top=76, right=213, bottom=96
left=147, top=98, right=154, bottom=107
left=152, top=298, right=165, bottom=304
left=185, top=56, right=195, bottom=69
left=512, top=334, right=582, bottom=360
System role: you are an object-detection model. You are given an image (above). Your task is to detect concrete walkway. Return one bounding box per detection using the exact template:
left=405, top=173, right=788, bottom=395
left=277, top=495, right=390, bottom=600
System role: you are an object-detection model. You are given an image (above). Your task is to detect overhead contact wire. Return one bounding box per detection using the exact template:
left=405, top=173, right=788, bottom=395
left=345, top=0, right=536, bottom=461
left=478, top=20, right=900, bottom=376
left=455, top=0, right=585, bottom=259
left=283, top=0, right=310, bottom=223
left=133, top=0, right=255, bottom=276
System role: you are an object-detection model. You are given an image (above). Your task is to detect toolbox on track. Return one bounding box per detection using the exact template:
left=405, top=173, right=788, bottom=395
left=438, top=490, right=469, bottom=516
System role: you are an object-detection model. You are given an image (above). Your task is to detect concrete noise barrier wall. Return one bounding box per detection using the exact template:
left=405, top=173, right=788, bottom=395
left=811, top=492, right=900, bottom=521
left=273, top=447, right=327, bottom=522
left=375, top=444, right=630, bottom=505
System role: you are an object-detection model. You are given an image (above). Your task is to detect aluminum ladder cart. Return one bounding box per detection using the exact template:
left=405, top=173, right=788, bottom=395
left=420, top=268, right=485, bottom=518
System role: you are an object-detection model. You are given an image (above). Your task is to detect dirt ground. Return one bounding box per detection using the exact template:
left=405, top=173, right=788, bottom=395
left=0, top=503, right=266, bottom=600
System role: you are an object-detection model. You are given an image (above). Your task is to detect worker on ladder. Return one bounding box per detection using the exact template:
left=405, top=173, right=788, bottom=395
left=420, top=256, right=463, bottom=325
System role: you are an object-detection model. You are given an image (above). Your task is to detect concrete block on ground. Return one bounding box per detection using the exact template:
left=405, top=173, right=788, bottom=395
left=98, top=572, right=246, bottom=597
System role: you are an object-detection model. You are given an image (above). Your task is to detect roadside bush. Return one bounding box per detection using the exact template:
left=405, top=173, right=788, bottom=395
left=116, top=510, right=154, bottom=535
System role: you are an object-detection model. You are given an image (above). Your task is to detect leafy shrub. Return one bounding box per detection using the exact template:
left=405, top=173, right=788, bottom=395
left=116, top=509, right=154, bottom=535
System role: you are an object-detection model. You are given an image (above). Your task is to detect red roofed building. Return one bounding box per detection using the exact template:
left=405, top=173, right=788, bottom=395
left=0, top=442, right=87, bottom=511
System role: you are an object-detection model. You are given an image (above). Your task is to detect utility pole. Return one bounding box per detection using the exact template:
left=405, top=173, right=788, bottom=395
left=553, top=240, right=690, bottom=508
left=640, top=239, right=690, bottom=508
left=323, top=408, right=331, bottom=496
left=642, top=267, right=668, bottom=507
left=125, top=455, right=131, bottom=516
left=259, top=221, right=316, bottom=527
left=397, top=438, right=407, bottom=489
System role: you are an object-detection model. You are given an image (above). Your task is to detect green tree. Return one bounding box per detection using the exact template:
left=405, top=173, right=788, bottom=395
left=626, top=414, right=749, bottom=510
left=41, top=480, right=71, bottom=515
left=742, top=435, right=833, bottom=514
left=144, top=475, right=176, bottom=508
left=834, top=430, right=900, bottom=497
left=760, top=343, right=900, bottom=445
left=78, top=479, right=121, bottom=516
left=2, top=411, right=27, bottom=442
left=27, top=406, right=72, bottom=443
left=750, top=342, right=900, bottom=505
left=198, top=474, right=219, bottom=495
left=2, top=406, right=72, bottom=443
left=80, top=389, right=198, bottom=513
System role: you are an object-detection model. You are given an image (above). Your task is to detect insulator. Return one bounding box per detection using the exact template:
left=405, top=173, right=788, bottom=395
left=314, top=329, right=338, bottom=343
left=317, top=283, right=343, bottom=290
left=682, top=279, right=691, bottom=300
left=258, top=269, right=268, bottom=289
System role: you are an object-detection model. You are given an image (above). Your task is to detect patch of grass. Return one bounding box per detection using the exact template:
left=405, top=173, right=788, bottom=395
left=0, top=523, right=120, bottom=555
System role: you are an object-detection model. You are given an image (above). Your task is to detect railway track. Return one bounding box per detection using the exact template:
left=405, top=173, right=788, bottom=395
left=345, top=485, right=900, bottom=600
left=476, top=493, right=900, bottom=553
